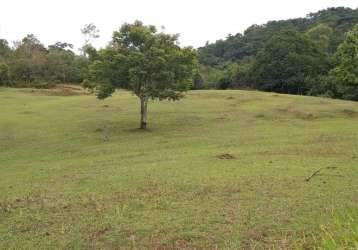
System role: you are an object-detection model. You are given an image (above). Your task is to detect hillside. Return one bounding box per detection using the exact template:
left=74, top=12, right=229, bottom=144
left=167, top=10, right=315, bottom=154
left=196, top=7, right=358, bottom=99
left=198, top=7, right=358, bottom=66
left=0, top=88, right=357, bottom=249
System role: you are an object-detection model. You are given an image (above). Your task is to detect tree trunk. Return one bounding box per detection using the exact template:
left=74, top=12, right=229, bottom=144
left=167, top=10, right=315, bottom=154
left=140, top=97, right=148, bottom=129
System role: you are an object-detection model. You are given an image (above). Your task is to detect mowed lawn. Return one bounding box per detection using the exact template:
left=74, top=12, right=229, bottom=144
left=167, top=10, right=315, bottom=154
left=0, top=87, right=357, bottom=249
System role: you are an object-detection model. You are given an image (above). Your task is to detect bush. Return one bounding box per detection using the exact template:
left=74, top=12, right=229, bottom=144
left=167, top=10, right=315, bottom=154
left=81, top=79, right=96, bottom=92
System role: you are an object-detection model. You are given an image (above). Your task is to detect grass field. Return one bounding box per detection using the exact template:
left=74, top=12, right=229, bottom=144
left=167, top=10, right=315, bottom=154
left=0, top=87, right=357, bottom=249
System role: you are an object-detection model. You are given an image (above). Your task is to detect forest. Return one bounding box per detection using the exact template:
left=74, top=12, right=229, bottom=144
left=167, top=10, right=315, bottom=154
left=197, top=7, right=358, bottom=100
left=0, top=7, right=358, bottom=100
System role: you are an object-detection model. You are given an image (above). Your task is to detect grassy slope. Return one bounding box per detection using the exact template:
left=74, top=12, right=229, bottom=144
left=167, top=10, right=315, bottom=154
left=0, top=88, right=357, bottom=249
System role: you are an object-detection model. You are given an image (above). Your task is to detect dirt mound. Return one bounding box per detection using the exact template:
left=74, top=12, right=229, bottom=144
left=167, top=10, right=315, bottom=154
left=217, top=153, right=235, bottom=160
left=25, top=84, right=88, bottom=96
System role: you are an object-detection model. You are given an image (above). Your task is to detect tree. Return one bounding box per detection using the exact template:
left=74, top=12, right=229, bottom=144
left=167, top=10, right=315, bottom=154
left=250, top=28, right=330, bottom=94
left=81, top=23, right=100, bottom=45
left=192, top=70, right=204, bottom=90
left=329, top=25, right=358, bottom=100
left=331, top=25, right=358, bottom=86
left=81, top=23, right=100, bottom=56
left=10, top=34, right=48, bottom=85
left=0, top=63, right=9, bottom=85
left=89, top=21, right=197, bottom=129
left=0, top=39, right=11, bottom=60
left=47, top=42, right=81, bottom=83
left=305, top=24, right=333, bottom=52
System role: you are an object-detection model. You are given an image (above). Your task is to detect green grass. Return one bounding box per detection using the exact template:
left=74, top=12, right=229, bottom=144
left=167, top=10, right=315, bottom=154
left=316, top=208, right=358, bottom=250
left=0, top=87, right=357, bottom=249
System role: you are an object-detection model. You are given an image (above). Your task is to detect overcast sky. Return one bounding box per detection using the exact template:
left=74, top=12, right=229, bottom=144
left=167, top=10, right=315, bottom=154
left=0, top=0, right=357, bottom=51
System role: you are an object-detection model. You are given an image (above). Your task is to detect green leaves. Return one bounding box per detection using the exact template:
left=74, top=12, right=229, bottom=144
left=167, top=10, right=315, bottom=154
left=96, top=84, right=116, bottom=100
left=250, top=28, right=330, bottom=93
left=331, top=25, right=358, bottom=86
left=0, top=62, right=10, bottom=85
left=90, top=21, right=197, bottom=101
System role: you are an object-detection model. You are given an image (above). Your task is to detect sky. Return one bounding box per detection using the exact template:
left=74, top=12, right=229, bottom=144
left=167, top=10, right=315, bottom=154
left=0, top=0, right=357, bottom=51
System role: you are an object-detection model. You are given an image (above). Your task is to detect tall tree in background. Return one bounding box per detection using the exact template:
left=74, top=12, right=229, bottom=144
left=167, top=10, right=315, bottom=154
left=0, top=63, right=9, bottom=85
left=88, top=21, right=197, bottom=129
left=305, top=24, right=333, bottom=52
left=11, top=34, right=47, bottom=84
left=250, top=28, right=330, bottom=94
left=330, top=25, right=358, bottom=100
left=331, top=25, right=358, bottom=86
left=47, top=42, right=80, bottom=83
left=81, top=23, right=100, bottom=56
left=0, top=39, right=11, bottom=85
left=0, top=39, right=11, bottom=60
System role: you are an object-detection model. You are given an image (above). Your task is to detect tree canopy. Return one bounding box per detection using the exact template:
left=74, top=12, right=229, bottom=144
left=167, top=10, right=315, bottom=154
left=0, top=34, right=88, bottom=87
left=331, top=24, right=358, bottom=86
left=250, top=28, right=330, bottom=94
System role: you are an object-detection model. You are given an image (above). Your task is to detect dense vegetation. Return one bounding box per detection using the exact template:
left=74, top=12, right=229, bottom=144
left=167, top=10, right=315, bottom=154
left=198, top=7, right=358, bottom=100
left=0, top=35, right=88, bottom=87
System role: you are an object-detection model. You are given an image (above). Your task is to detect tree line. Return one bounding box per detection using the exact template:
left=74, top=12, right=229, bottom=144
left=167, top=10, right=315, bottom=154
left=1, top=7, right=358, bottom=102
left=0, top=35, right=88, bottom=87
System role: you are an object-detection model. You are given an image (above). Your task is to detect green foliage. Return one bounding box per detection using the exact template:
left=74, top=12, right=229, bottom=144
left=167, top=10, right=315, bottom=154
left=198, top=34, right=249, bottom=66
left=0, top=39, right=11, bottom=60
left=0, top=62, right=10, bottom=85
left=96, top=83, right=116, bottom=100
left=47, top=43, right=84, bottom=83
left=199, top=7, right=358, bottom=67
left=305, top=24, right=333, bottom=51
left=234, top=58, right=256, bottom=88
left=307, top=7, right=358, bottom=52
left=199, top=65, right=227, bottom=89
left=81, top=79, right=95, bottom=91
left=331, top=24, right=358, bottom=86
left=197, top=7, right=358, bottom=100
left=90, top=21, right=197, bottom=101
left=0, top=34, right=88, bottom=86
left=250, top=28, right=330, bottom=94
left=192, top=70, right=204, bottom=90
left=199, top=62, right=239, bottom=89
